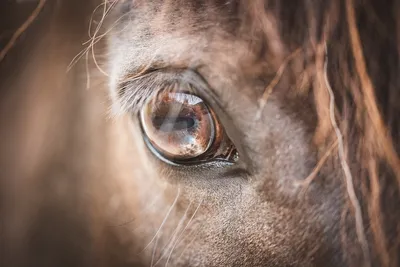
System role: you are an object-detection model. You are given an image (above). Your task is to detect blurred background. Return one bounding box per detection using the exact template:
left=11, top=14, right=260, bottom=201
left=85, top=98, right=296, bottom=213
left=0, top=1, right=134, bottom=266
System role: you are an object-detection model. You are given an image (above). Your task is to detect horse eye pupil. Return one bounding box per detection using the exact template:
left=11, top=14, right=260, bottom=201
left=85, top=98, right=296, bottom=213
left=152, top=116, right=196, bottom=131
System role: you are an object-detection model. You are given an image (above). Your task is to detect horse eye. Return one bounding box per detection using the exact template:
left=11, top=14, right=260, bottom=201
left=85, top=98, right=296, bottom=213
left=140, top=88, right=238, bottom=164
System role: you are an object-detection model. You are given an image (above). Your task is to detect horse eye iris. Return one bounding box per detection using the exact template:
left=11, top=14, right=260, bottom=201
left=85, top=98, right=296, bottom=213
left=140, top=91, right=215, bottom=161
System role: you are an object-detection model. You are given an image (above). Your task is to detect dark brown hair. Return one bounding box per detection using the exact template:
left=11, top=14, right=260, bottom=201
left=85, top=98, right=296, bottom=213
left=235, top=1, right=400, bottom=266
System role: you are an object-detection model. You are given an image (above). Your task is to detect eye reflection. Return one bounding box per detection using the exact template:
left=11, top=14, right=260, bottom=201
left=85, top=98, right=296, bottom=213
left=139, top=87, right=239, bottom=164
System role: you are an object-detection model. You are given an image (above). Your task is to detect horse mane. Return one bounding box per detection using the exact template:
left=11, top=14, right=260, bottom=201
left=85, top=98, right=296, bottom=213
left=243, top=1, right=400, bottom=265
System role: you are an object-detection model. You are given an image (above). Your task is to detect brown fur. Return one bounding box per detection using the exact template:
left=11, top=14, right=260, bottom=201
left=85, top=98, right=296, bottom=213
left=1, top=0, right=399, bottom=267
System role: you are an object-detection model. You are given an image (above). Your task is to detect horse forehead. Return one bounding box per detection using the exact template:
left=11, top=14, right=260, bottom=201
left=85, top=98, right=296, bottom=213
left=113, top=0, right=241, bottom=35
left=108, top=1, right=257, bottom=88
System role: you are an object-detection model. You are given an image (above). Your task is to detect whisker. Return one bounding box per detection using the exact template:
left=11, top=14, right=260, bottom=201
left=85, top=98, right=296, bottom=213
left=165, top=196, right=205, bottom=267
left=68, top=0, right=129, bottom=73
left=141, top=187, right=181, bottom=252
left=68, top=0, right=113, bottom=71
left=85, top=47, right=91, bottom=89
left=174, top=234, right=198, bottom=264
left=88, top=0, right=118, bottom=76
left=88, top=10, right=132, bottom=76
left=68, top=46, right=90, bottom=72
left=152, top=200, right=193, bottom=266
left=150, top=230, right=161, bottom=267
left=88, top=1, right=108, bottom=39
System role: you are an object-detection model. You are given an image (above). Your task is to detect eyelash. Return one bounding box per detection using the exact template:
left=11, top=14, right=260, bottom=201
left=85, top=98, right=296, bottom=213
left=116, top=69, right=214, bottom=115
